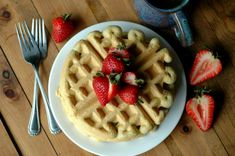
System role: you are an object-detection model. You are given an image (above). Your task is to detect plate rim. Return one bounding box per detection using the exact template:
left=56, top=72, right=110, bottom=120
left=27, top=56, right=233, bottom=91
left=48, top=20, right=187, bottom=156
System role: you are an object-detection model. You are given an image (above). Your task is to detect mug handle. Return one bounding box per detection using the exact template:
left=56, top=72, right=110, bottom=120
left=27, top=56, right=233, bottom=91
left=171, top=10, right=193, bottom=47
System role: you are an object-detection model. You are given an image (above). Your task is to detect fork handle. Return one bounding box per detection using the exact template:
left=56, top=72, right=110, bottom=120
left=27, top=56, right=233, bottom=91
left=28, top=76, right=41, bottom=136
left=32, top=65, right=61, bottom=134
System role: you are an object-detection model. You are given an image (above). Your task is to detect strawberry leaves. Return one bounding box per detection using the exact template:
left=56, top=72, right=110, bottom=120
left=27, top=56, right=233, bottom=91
left=93, top=45, right=145, bottom=106
left=62, top=13, right=72, bottom=21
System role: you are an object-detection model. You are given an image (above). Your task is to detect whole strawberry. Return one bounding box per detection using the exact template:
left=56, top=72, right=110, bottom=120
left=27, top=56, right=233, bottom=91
left=92, top=72, right=121, bottom=106
left=52, top=13, right=74, bottom=43
left=118, top=85, right=139, bottom=104
left=102, top=52, right=126, bottom=74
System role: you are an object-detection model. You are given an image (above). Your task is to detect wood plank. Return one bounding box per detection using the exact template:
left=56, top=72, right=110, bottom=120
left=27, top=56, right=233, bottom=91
left=189, top=1, right=235, bottom=155
left=0, top=47, right=57, bottom=156
left=170, top=113, right=228, bottom=156
left=0, top=0, right=93, bottom=155
left=0, top=117, right=19, bottom=156
left=99, top=0, right=139, bottom=22
left=141, top=143, right=172, bottom=156
left=0, top=0, right=234, bottom=155
left=86, top=0, right=110, bottom=22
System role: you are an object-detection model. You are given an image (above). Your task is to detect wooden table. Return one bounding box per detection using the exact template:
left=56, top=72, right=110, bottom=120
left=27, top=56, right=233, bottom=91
left=0, top=0, right=235, bottom=155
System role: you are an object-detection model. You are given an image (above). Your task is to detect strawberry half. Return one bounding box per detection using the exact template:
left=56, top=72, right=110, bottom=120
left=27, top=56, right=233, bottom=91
left=92, top=72, right=120, bottom=106
left=52, top=14, right=74, bottom=43
left=118, top=85, right=139, bottom=104
left=102, top=52, right=126, bottom=74
left=108, top=73, right=122, bottom=100
left=189, top=50, right=222, bottom=85
left=186, top=93, right=215, bottom=131
left=121, top=72, right=145, bottom=86
left=108, top=44, right=130, bottom=58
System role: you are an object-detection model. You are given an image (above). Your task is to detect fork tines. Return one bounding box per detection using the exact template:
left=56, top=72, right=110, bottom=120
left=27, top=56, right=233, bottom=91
left=31, top=19, right=46, bottom=46
left=16, top=21, right=38, bottom=53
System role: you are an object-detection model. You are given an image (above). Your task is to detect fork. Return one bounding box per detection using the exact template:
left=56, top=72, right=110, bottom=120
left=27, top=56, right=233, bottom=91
left=16, top=21, right=61, bottom=135
left=27, top=19, right=48, bottom=136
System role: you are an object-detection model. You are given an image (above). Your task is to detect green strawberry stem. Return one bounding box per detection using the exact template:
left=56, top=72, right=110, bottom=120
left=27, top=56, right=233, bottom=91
left=203, top=44, right=212, bottom=51
left=62, top=13, right=72, bottom=21
left=136, top=79, right=145, bottom=87
left=95, top=71, right=105, bottom=77
left=201, top=46, right=220, bottom=59
left=116, top=44, right=126, bottom=50
left=123, top=58, right=131, bottom=66
left=137, top=96, right=144, bottom=104
left=194, top=86, right=211, bottom=97
left=109, top=73, right=122, bottom=84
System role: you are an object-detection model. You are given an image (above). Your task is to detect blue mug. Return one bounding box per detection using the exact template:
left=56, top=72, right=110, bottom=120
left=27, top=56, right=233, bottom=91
left=134, top=0, right=193, bottom=47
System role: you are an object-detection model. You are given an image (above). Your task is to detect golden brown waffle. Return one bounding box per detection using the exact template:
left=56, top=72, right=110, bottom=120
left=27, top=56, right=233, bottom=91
left=57, top=26, right=176, bottom=142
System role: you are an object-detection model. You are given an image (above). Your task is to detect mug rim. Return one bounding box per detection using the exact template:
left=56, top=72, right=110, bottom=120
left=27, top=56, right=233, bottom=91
left=144, top=0, right=189, bottom=13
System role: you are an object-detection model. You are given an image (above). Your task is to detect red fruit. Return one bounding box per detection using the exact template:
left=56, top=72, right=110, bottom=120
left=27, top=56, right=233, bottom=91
left=186, top=94, right=215, bottom=131
left=189, top=50, right=222, bottom=85
left=92, top=72, right=120, bottom=106
left=122, top=72, right=144, bottom=86
left=108, top=73, right=122, bottom=100
left=109, top=45, right=130, bottom=58
left=118, top=85, right=139, bottom=104
left=92, top=76, right=109, bottom=106
left=52, top=14, right=74, bottom=43
left=102, top=53, right=125, bottom=74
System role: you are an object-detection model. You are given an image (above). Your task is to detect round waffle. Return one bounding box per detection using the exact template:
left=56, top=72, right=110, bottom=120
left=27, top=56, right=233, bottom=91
left=57, top=26, right=176, bottom=142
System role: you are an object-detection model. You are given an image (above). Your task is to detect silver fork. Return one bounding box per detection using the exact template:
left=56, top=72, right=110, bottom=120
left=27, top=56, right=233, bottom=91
left=27, top=19, right=48, bottom=136
left=16, top=21, right=61, bottom=135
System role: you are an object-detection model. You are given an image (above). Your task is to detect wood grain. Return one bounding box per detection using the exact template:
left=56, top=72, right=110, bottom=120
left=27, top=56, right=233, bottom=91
left=0, top=47, right=57, bottom=156
left=190, top=1, right=235, bottom=155
left=0, top=0, right=93, bottom=156
left=0, top=0, right=235, bottom=155
left=0, top=117, right=18, bottom=156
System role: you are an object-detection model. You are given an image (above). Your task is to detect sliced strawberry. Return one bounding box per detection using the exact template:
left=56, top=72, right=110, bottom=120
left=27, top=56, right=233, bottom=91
left=186, top=94, right=215, bottom=131
left=108, top=73, right=122, bottom=100
left=108, top=44, right=130, bottom=58
left=121, top=72, right=145, bottom=86
left=92, top=72, right=120, bottom=106
left=92, top=73, right=109, bottom=106
left=118, top=85, right=139, bottom=104
left=102, top=53, right=125, bottom=74
left=189, top=50, right=222, bottom=85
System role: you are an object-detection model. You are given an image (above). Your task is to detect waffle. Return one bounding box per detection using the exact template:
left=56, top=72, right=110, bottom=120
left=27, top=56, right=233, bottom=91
left=57, top=26, right=176, bottom=142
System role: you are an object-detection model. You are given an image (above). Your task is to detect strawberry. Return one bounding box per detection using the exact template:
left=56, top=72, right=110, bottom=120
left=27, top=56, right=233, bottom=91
left=102, top=53, right=125, bottom=74
left=186, top=90, right=215, bottom=131
left=52, top=13, right=74, bottom=43
left=109, top=44, right=130, bottom=58
left=92, top=72, right=120, bottom=106
left=121, top=72, right=145, bottom=86
left=189, top=50, right=222, bottom=85
left=108, top=73, right=122, bottom=100
left=118, top=85, right=139, bottom=104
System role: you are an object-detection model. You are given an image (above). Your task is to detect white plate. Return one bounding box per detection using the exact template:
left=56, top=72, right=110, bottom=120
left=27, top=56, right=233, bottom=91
left=48, top=21, right=186, bottom=156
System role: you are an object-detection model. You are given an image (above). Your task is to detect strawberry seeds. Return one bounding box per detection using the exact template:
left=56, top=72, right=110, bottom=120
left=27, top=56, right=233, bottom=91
left=92, top=45, right=144, bottom=106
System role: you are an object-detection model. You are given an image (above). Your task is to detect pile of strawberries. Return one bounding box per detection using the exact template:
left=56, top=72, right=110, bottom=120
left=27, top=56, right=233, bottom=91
left=92, top=45, right=144, bottom=106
